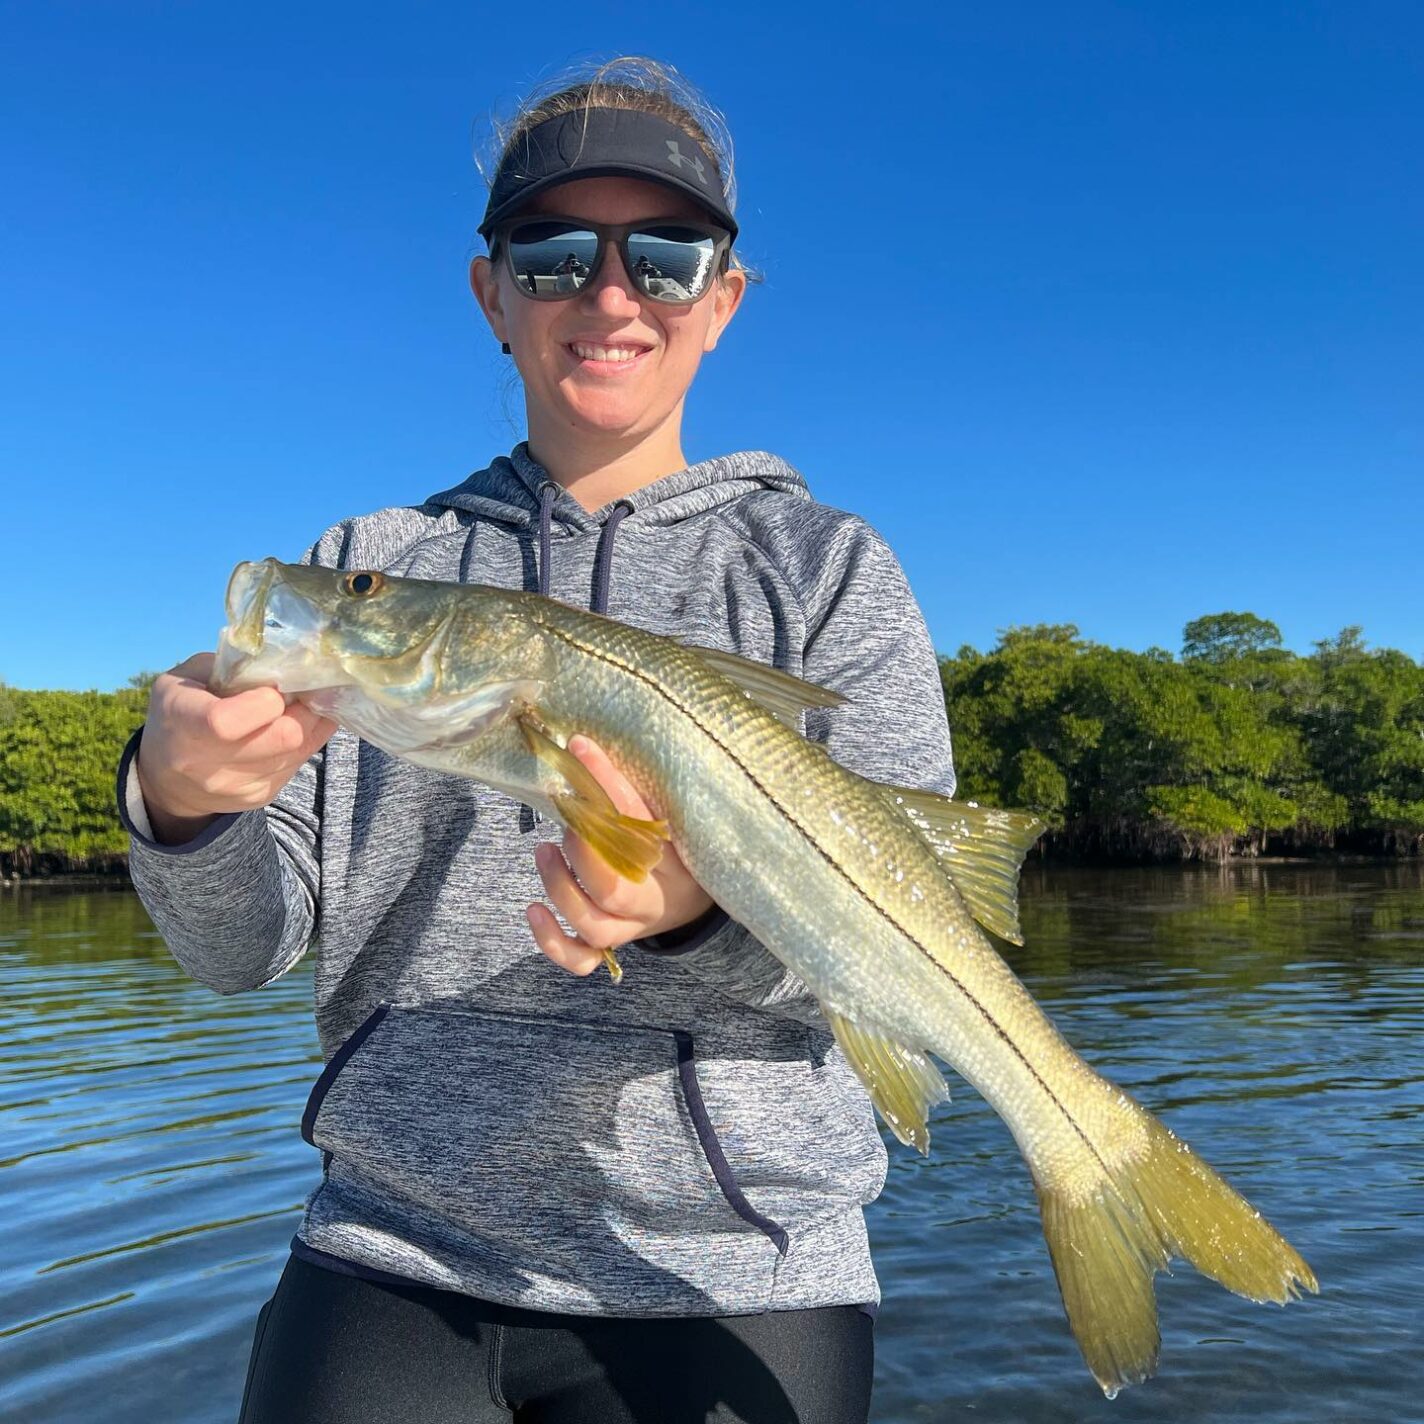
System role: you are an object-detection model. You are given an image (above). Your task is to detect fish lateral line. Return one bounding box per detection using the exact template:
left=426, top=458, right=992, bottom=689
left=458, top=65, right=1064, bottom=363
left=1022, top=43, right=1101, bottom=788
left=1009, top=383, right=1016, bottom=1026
left=538, top=620, right=1109, bottom=1171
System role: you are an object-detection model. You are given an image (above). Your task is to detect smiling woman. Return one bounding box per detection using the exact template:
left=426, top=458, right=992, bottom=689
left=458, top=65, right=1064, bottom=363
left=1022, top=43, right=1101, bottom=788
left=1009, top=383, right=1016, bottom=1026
left=470, top=170, right=745, bottom=503
left=467, top=66, right=756, bottom=512
left=117, top=54, right=958, bottom=1424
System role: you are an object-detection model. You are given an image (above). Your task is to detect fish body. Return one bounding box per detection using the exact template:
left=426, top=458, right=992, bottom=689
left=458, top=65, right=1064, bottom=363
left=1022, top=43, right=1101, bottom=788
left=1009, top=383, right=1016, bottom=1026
left=213, top=557, right=1317, bottom=1395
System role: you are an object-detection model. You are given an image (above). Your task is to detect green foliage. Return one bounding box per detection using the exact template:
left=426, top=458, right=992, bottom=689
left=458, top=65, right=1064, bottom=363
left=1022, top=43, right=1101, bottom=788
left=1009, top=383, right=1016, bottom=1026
left=0, top=685, right=147, bottom=872
left=1182, top=611, right=1283, bottom=663
left=1297, top=636, right=1424, bottom=847
left=943, top=617, right=1423, bottom=860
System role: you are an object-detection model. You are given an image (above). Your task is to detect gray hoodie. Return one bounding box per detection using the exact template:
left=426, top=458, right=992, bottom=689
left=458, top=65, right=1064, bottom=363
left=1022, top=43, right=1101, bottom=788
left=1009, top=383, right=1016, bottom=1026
left=116, top=442, right=956, bottom=1317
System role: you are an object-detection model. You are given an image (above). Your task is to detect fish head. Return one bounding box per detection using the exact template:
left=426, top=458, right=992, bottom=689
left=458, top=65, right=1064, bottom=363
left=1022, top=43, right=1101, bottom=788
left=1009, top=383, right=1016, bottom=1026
left=211, top=558, right=547, bottom=704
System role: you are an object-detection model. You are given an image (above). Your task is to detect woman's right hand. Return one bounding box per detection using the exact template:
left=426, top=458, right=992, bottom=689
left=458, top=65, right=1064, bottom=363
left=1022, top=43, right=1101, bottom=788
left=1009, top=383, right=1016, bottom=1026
left=135, top=652, right=338, bottom=845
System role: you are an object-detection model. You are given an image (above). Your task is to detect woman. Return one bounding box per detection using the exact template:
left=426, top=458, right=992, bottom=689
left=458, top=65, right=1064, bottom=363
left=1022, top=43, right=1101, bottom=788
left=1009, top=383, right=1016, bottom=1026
left=118, top=57, right=955, bottom=1424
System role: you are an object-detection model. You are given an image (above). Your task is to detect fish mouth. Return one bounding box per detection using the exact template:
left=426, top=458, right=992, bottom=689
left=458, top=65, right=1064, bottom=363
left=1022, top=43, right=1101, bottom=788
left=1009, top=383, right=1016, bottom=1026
left=223, top=560, right=276, bottom=653
left=212, top=558, right=345, bottom=694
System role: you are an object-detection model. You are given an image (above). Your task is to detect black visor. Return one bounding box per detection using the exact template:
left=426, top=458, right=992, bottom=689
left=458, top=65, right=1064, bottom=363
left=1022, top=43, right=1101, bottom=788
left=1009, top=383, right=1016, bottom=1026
left=478, top=108, right=738, bottom=241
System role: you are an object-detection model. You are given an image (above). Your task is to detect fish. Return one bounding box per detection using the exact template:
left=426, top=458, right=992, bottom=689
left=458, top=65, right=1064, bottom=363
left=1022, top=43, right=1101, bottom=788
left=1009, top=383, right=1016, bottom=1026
left=212, top=556, right=1318, bottom=1395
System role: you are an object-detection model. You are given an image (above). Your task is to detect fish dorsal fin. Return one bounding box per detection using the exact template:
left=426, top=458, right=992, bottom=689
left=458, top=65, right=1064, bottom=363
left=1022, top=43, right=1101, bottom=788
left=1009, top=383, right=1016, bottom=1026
left=880, top=787, right=1044, bottom=946
left=687, top=645, right=847, bottom=728
left=822, top=1006, right=949, bottom=1155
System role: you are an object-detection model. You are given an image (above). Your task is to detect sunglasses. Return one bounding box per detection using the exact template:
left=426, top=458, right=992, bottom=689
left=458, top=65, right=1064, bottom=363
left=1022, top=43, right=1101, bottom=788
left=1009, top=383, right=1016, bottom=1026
left=493, top=215, right=733, bottom=305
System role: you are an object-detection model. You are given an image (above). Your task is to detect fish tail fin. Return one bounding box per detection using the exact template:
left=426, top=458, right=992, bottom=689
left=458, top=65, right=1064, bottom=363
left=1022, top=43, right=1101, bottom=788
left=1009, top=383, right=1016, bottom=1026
left=1037, top=1097, right=1318, bottom=1398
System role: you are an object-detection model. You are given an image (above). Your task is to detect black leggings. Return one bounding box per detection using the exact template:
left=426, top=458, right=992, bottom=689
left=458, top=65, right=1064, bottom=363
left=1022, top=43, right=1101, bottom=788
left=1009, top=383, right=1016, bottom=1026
left=238, top=1253, right=874, bottom=1424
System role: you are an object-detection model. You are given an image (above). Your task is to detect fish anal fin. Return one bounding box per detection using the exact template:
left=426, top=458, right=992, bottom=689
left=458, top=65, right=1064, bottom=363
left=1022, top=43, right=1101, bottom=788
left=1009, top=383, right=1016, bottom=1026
left=822, top=1006, right=949, bottom=1155
left=881, top=787, right=1044, bottom=945
left=517, top=713, right=670, bottom=882
left=689, top=645, right=847, bottom=728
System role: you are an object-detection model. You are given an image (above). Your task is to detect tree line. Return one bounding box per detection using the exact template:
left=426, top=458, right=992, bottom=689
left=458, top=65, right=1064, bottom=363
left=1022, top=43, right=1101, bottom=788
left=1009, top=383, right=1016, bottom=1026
left=2, top=612, right=1421, bottom=877
left=0, top=678, right=150, bottom=877
left=941, top=613, right=1424, bottom=859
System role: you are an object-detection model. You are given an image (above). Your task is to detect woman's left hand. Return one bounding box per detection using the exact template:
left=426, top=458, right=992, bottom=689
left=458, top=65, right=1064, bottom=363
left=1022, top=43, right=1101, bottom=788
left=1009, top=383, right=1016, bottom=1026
left=526, top=735, right=715, bottom=975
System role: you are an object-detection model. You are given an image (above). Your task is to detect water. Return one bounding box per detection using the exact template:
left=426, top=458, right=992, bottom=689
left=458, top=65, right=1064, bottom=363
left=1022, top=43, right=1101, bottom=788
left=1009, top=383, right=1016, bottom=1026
left=1, top=865, right=1421, bottom=1422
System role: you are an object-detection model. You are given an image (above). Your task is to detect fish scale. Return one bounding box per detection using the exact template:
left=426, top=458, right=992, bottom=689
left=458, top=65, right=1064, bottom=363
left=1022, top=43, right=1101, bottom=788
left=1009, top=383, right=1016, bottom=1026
left=528, top=600, right=1106, bottom=1173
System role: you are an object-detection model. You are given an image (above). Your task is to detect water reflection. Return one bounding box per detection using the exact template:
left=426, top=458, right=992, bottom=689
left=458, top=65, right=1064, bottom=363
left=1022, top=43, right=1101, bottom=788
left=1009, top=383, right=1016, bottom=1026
left=1, top=865, right=1421, bottom=1422
left=0, top=883, right=320, bottom=1422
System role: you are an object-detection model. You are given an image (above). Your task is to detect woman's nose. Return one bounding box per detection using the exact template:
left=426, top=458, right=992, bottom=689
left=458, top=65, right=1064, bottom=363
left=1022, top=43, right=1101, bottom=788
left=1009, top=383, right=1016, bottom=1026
left=579, top=247, right=642, bottom=312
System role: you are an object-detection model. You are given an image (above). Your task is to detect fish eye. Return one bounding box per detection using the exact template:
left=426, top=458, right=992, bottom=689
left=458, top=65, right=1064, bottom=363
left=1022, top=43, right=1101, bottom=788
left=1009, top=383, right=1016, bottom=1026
left=343, top=571, right=384, bottom=597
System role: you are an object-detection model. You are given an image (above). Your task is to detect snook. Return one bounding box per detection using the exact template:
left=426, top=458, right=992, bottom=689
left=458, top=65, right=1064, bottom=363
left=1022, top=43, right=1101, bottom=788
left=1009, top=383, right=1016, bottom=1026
left=213, top=557, right=1318, bottom=1395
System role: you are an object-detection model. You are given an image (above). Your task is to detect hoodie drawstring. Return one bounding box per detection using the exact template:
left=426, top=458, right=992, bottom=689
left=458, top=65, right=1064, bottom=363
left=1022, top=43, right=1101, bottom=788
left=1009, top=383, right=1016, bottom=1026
left=533, top=484, right=632, bottom=615
left=535, top=482, right=557, bottom=597
left=591, top=500, right=633, bottom=615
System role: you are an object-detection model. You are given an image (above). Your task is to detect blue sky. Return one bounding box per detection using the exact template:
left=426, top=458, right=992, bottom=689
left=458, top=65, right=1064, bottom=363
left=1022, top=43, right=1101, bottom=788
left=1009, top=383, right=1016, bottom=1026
left=4, top=2, right=1420, bottom=690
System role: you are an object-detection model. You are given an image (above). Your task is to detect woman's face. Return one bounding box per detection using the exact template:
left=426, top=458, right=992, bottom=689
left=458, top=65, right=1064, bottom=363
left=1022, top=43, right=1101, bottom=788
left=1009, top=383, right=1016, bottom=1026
left=469, top=175, right=746, bottom=446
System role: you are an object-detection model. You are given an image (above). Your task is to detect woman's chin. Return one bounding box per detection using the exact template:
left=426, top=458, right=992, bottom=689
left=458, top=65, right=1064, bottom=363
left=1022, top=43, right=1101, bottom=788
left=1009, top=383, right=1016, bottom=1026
left=560, top=396, right=662, bottom=437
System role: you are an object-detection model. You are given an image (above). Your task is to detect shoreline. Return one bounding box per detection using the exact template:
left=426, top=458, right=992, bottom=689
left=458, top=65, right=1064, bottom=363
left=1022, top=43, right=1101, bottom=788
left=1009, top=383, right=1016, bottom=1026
left=6, top=852, right=1419, bottom=888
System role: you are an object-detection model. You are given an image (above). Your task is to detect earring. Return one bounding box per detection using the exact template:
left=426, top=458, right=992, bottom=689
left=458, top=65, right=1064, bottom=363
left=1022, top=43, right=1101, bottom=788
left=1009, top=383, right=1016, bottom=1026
left=501, top=341, right=511, bottom=354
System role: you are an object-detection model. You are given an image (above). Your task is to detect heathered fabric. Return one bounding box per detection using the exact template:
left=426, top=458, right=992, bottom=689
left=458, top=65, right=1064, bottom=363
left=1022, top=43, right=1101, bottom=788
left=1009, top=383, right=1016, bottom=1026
left=117, top=441, right=956, bottom=1317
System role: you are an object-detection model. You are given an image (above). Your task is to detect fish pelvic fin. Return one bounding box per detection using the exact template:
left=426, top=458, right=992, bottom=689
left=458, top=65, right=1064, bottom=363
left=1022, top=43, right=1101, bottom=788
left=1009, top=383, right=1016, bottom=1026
left=1038, top=1099, right=1318, bottom=1398
left=517, top=714, right=670, bottom=882
left=823, top=1007, right=949, bottom=1155
left=877, top=786, right=1044, bottom=945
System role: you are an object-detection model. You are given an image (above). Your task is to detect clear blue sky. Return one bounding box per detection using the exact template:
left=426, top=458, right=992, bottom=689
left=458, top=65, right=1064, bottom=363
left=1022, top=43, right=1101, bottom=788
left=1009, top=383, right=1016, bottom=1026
left=4, top=2, right=1420, bottom=691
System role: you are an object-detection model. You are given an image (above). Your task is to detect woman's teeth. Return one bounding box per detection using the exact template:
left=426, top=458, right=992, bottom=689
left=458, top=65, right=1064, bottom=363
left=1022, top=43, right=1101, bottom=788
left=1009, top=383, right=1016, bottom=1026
left=569, top=343, right=646, bottom=363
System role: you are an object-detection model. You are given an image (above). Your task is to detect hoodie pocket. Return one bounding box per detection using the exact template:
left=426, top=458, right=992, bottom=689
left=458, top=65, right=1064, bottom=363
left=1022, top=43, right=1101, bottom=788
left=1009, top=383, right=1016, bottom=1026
left=299, top=1003, right=788, bottom=1278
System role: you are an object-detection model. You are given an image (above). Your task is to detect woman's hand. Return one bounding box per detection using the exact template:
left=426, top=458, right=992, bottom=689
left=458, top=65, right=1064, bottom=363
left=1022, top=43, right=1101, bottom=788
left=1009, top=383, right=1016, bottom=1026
left=135, top=652, right=338, bottom=845
left=527, top=735, right=714, bottom=975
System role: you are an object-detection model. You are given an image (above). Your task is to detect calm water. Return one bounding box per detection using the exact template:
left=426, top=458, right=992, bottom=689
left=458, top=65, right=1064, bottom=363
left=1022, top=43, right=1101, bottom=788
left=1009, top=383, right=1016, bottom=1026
left=1, top=865, right=1421, bottom=1422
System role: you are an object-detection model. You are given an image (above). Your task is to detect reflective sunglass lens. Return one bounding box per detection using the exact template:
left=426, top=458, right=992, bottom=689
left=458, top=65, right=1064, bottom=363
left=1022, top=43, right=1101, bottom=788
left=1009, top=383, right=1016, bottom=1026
left=506, top=223, right=600, bottom=296
left=627, top=227, right=717, bottom=302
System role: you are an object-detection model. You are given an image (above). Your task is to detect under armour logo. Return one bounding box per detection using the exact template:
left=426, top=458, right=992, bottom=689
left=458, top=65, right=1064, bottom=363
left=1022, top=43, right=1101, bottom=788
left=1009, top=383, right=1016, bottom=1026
left=665, top=139, right=708, bottom=186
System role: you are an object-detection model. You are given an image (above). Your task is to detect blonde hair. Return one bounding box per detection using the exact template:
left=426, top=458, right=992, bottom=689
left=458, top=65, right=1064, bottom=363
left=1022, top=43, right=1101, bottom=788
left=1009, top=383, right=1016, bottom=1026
left=474, top=54, right=763, bottom=287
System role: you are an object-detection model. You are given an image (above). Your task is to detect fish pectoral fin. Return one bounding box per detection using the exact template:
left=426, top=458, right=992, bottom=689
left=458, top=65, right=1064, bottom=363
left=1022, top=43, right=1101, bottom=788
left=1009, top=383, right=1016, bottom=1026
left=878, top=787, right=1044, bottom=946
left=822, top=1007, right=949, bottom=1156
left=517, top=713, right=670, bottom=883
left=687, top=645, right=847, bottom=729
